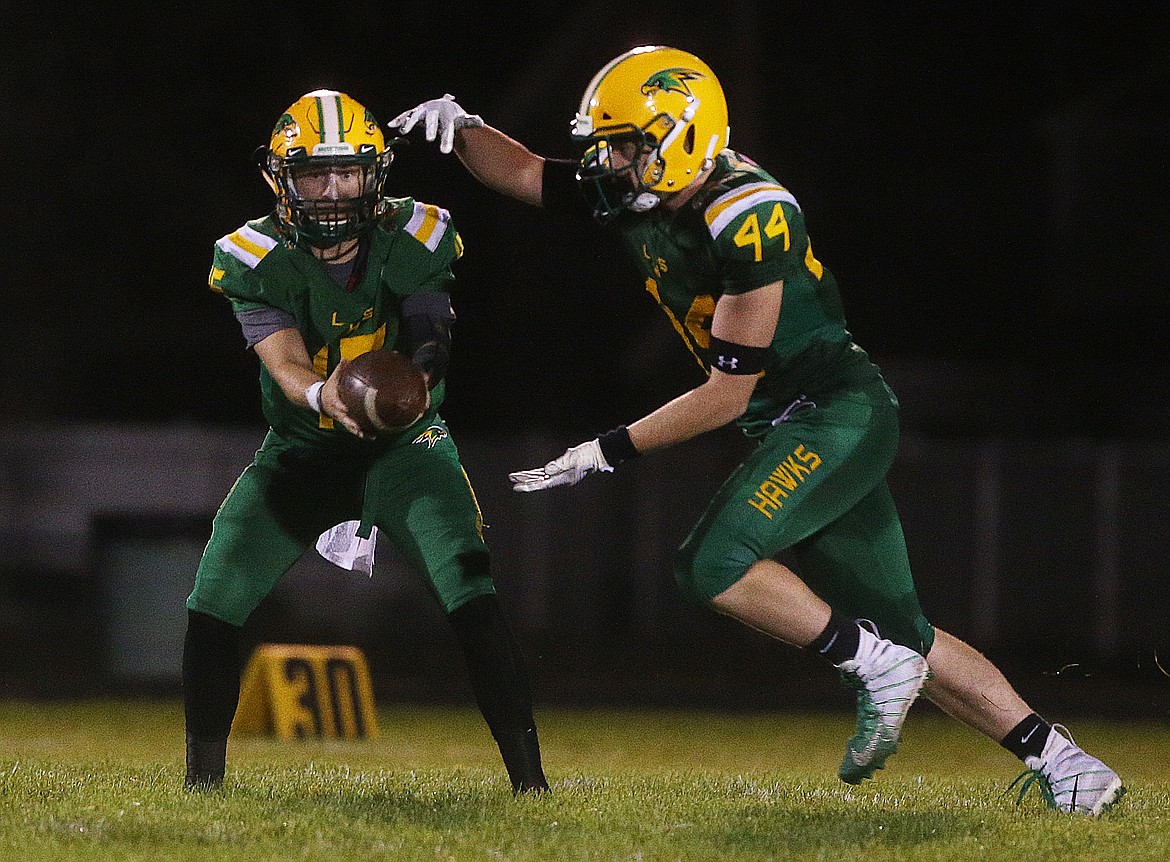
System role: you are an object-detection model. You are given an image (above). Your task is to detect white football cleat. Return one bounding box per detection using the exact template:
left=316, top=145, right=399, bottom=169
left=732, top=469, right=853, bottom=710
left=1010, top=725, right=1125, bottom=815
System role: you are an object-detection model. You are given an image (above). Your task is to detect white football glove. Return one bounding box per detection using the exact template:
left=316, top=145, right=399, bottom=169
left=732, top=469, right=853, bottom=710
left=509, top=439, right=613, bottom=492
left=387, top=94, right=484, bottom=154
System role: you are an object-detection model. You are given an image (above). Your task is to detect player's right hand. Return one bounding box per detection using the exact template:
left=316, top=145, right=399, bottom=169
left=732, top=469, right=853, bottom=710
left=508, top=439, right=613, bottom=492
left=387, top=94, right=484, bottom=154
left=320, top=359, right=370, bottom=440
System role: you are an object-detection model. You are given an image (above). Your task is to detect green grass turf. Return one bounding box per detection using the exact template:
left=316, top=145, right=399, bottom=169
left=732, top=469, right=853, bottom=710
left=0, top=700, right=1166, bottom=861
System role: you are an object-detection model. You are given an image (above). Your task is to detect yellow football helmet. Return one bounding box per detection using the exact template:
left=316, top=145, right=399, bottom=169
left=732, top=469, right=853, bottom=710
left=260, top=89, right=396, bottom=247
left=572, top=46, right=730, bottom=221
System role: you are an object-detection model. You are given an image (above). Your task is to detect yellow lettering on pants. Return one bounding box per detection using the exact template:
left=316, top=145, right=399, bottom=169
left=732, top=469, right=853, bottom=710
left=747, top=443, right=824, bottom=519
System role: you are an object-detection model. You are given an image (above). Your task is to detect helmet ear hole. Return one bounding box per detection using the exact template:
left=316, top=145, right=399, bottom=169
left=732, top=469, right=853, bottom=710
left=683, top=124, right=696, bottom=155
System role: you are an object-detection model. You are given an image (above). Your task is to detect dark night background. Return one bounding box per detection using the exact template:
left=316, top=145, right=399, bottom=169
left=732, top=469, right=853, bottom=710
left=6, top=1, right=1168, bottom=436
left=2, top=3, right=1169, bottom=710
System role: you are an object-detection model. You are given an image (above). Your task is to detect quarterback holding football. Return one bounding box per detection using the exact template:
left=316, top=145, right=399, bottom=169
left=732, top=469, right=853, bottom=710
left=183, top=89, right=548, bottom=794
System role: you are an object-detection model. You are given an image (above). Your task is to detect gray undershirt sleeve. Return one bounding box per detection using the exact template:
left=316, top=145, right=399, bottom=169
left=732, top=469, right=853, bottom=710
left=234, top=306, right=298, bottom=348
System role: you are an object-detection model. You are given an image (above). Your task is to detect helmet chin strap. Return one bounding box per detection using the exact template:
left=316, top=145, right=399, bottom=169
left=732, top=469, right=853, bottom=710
left=314, top=237, right=360, bottom=262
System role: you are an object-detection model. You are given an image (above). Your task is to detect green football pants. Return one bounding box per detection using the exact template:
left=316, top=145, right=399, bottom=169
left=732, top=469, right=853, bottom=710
left=675, top=386, right=934, bottom=654
left=187, top=419, right=493, bottom=626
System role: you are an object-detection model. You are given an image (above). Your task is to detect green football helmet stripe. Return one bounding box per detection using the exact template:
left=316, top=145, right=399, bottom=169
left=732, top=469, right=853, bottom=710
left=312, top=93, right=346, bottom=144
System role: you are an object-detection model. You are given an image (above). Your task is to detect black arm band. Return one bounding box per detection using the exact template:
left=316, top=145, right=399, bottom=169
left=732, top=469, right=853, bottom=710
left=597, top=425, right=640, bottom=466
left=707, top=336, right=768, bottom=375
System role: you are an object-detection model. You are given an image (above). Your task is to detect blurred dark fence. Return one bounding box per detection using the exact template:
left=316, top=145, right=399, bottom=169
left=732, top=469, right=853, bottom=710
left=1, top=420, right=1167, bottom=718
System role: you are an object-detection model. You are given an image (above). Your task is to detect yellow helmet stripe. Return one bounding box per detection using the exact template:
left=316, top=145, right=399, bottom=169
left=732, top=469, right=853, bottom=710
left=405, top=202, right=450, bottom=252
left=705, top=183, right=799, bottom=239
left=216, top=223, right=278, bottom=269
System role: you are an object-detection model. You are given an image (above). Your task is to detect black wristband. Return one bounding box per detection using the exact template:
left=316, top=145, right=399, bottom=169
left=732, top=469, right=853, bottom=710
left=596, top=425, right=640, bottom=466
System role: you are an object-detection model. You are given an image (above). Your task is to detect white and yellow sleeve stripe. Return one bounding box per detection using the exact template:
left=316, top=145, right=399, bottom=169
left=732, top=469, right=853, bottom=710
left=215, top=224, right=279, bottom=269
left=704, top=182, right=800, bottom=240
left=404, top=202, right=452, bottom=252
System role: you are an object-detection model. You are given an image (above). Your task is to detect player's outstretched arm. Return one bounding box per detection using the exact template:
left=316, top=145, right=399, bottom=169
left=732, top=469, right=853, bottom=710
left=389, top=95, right=545, bottom=208
left=253, top=329, right=369, bottom=438
left=509, top=282, right=783, bottom=493
left=626, top=282, right=783, bottom=452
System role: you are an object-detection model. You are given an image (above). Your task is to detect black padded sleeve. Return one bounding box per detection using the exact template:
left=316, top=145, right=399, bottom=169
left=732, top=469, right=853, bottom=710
left=541, top=158, right=591, bottom=219
left=401, top=291, right=456, bottom=388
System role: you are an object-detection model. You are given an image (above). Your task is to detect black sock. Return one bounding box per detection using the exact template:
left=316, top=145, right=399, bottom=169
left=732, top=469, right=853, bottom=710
left=448, top=591, right=549, bottom=793
left=1001, top=713, right=1051, bottom=761
left=183, top=610, right=242, bottom=738
left=806, top=610, right=861, bottom=666
left=182, top=610, right=242, bottom=785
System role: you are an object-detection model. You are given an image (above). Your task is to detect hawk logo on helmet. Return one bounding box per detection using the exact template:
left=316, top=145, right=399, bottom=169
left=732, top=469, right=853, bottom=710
left=641, top=68, right=705, bottom=98
left=273, top=113, right=299, bottom=144
left=412, top=424, right=449, bottom=449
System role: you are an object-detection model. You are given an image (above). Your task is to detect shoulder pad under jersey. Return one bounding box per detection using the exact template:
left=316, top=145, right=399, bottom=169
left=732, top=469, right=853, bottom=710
left=381, top=197, right=458, bottom=255
left=209, top=218, right=281, bottom=292
left=702, top=180, right=801, bottom=243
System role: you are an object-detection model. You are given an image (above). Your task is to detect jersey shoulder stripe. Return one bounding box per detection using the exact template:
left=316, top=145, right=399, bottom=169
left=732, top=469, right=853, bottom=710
left=704, top=182, right=800, bottom=241
left=215, top=223, right=279, bottom=269
left=404, top=201, right=452, bottom=252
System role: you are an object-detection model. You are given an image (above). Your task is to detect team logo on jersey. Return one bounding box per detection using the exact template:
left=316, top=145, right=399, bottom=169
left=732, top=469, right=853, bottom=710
left=412, top=425, right=448, bottom=449
left=641, top=68, right=704, bottom=98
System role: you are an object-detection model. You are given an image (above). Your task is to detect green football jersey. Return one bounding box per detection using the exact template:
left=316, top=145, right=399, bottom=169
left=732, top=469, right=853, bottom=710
left=209, top=197, right=461, bottom=447
left=615, top=150, right=887, bottom=437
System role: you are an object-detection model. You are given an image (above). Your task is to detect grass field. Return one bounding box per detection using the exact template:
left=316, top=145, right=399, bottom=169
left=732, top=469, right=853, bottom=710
left=0, top=699, right=1166, bottom=861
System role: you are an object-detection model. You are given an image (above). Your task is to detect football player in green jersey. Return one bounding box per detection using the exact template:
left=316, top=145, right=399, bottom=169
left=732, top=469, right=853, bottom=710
left=390, top=47, right=1123, bottom=814
left=184, top=89, right=549, bottom=794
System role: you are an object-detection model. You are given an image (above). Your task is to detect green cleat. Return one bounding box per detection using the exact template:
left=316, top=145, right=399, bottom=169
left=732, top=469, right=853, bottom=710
left=836, top=627, right=928, bottom=784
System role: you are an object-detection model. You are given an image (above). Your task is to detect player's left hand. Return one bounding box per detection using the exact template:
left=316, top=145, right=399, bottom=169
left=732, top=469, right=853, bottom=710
left=387, top=94, right=484, bottom=154
left=509, top=439, right=613, bottom=492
